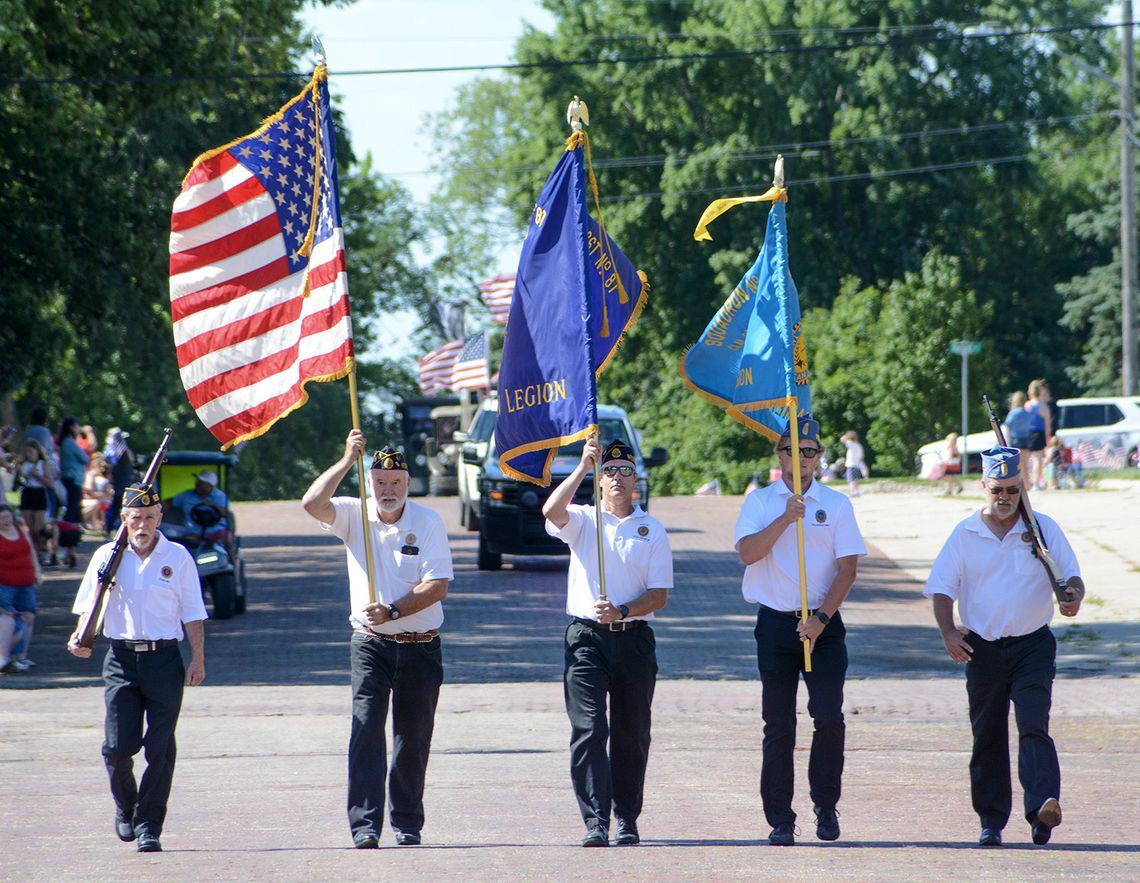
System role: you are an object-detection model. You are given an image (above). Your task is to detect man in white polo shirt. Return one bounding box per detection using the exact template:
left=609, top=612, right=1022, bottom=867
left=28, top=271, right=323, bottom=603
left=924, top=445, right=1085, bottom=848
left=68, top=482, right=207, bottom=854
left=734, top=417, right=866, bottom=846
left=303, top=430, right=453, bottom=850
left=544, top=437, right=673, bottom=848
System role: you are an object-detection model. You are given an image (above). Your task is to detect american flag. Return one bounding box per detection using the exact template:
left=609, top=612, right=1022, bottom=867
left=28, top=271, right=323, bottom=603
left=418, top=338, right=463, bottom=397
left=479, top=273, right=515, bottom=324
left=451, top=331, right=490, bottom=392
left=168, top=66, right=353, bottom=449
left=1075, top=438, right=1127, bottom=470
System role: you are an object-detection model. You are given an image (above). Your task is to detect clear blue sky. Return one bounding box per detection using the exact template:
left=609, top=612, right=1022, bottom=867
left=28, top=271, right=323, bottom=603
left=300, top=0, right=555, bottom=358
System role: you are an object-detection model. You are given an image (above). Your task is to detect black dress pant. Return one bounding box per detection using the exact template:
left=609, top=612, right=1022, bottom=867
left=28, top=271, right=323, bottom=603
left=964, top=625, right=1059, bottom=830
left=563, top=619, right=658, bottom=831
left=347, top=632, right=443, bottom=839
left=754, top=606, right=847, bottom=827
left=102, top=643, right=185, bottom=837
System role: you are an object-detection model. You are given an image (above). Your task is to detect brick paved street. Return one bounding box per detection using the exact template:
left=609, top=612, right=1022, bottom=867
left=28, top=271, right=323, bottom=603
left=3, top=485, right=1138, bottom=880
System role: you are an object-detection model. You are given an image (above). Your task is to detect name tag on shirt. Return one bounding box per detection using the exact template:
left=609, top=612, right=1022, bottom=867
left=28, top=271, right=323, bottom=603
left=400, top=545, right=419, bottom=556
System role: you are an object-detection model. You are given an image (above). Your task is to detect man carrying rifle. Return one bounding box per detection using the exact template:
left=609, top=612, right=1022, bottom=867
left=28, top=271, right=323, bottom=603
left=924, top=447, right=1085, bottom=848
left=68, top=483, right=207, bottom=853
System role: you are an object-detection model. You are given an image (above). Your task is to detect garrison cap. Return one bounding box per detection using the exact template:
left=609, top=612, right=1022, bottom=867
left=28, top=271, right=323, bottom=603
left=779, top=416, right=821, bottom=444
left=122, top=483, right=161, bottom=508
left=370, top=446, right=408, bottom=471
left=981, top=446, right=1021, bottom=479
left=601, top=440, right=636, bottom=464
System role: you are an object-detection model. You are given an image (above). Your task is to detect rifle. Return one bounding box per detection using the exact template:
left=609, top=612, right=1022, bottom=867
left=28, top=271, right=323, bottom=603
left=981, top=397, right=1071, bottom=605
left=76, top=428, right=173, bottom=649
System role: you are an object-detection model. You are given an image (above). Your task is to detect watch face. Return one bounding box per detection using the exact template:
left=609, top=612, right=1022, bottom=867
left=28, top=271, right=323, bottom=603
left=389, top=606, right=400, bottom=619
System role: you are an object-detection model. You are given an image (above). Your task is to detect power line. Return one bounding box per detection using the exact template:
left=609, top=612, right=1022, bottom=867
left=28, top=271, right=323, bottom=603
left=4, top=21, right=1121, bottom=87
left=595, top=143, right=1115, bottom=204
left=398, top=111, right=1113, bottom=179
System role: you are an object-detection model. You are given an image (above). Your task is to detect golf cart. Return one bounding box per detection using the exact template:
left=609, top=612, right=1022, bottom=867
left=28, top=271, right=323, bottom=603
left=156, top=451, right=247, bottom=620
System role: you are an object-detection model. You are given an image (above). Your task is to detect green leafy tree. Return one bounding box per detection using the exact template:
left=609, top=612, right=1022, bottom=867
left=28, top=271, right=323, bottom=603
left=429, top=0, right=1110, bottom=483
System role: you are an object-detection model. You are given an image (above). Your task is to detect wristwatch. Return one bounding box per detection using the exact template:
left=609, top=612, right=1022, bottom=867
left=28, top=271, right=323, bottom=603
left=388, top=603, right=401, bottom=621
left=618, top=604, right=630, bottom=620
left=814, top=610, right=831, bottom=626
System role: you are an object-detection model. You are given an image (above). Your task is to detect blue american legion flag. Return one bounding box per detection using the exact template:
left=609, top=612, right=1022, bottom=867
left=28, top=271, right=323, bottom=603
left=680, top=197, right=811, bottom=440
left=496, top=133, right=647, bottom=485
left=168, top=66, right=353, bottom=449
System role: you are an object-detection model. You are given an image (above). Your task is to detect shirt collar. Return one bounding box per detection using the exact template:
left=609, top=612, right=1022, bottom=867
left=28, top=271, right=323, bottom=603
left=773, top=478, right=821, bottom=501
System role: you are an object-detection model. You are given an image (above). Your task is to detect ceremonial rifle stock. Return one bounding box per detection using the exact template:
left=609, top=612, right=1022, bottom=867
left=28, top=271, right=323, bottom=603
left=981, top=397, right=1070, bottom=604
left=76, top=428, right=174, bottom=650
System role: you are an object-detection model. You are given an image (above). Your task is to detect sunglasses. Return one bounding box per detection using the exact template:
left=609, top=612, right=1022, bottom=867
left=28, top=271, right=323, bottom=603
left=987, top=484, right=1021, bottom=497
left=778, top=446, right=822, bottom=459
left=602, top=464, right=635, bottom=477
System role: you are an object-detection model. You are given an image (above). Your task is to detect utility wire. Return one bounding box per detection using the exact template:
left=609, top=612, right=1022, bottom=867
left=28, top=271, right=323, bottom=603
left=4, top=21, right=1121, bottom=87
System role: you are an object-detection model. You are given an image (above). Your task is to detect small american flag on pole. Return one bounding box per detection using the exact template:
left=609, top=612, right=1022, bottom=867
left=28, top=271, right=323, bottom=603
left=451, top=331, right=490, bottom=392
left=418, top=339, right=463, bottom=397
left=479, top=273, right=515, bottom=324
left=168, top=66, right=353, bottom=449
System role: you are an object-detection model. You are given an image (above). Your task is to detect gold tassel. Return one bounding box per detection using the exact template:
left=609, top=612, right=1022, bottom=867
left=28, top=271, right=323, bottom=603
left=298, top=71, right=323, bottom=263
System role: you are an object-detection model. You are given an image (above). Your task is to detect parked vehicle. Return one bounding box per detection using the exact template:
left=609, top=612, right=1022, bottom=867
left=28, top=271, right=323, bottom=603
left=458, top=396, right=668, bottom=570
left=156, top=451, right=247, bottom=620
left=915, top=396, right=1140, bottom=475
left=397, top=396, right=458, bottom=496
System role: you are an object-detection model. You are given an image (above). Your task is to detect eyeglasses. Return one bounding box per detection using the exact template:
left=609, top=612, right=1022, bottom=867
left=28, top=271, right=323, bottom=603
left=602, top=464, right=635, bottom=477
left=987, top=484, right=1021, bottom=497
left=778, top=446, right=822, bottom=459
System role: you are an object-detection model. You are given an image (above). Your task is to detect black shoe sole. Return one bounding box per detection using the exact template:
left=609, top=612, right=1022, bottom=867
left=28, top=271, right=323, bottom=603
left=353, top=835, right=379, bottom=849
left=615, top=836, right=640, bottom=846
left=816, top=828, right=840, bottom=842
left=582, top=837, right=609, bottom=847
left=116, top=825, right=136, bottom=842
left=137, top=839, right=162, bottom=853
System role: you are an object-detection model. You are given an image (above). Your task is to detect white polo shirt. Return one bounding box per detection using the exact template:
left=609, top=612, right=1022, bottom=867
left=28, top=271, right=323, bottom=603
left=72, top=533, right=207, bottom=640
left=545, top=503, right=673, bottom=620
left=323, top=496, right=453, bottom=634
left=923, top=510, right=1080, bottom=641
left=734, top=478, right=867, bottom=610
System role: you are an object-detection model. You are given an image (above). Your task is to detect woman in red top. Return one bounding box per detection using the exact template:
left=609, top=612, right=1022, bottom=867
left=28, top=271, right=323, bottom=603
left=0, top=502, right=41, bottom=672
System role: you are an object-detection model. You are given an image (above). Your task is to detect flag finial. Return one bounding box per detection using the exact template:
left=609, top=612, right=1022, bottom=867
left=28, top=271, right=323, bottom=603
left=311, top=35, right=326, bottom=65
left=567, top=95, right=590, bottom=132
left=774, top=154, right=785, bottom=188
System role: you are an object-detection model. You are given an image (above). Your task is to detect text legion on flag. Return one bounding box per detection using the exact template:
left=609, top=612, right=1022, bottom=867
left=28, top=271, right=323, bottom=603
left=168, top=65, right=354, bottom=449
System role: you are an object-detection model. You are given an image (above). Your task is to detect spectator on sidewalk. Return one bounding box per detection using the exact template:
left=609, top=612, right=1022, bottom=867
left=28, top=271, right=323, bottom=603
left=102, top=427, right=134, bottom=535
left=58, top=416, right=90, bottom=525
left=17, top=439, right=54, bottom=565
left=734, top=417, right=867, bottom=846
left=839, top=430, right=866, bottom=497
left=82, top=455, right=114, bottom=534
left=924, top=446, right=1085, bottom=848
left=0, top=502, right=41, bottom=673
left=1025, top=380, right=1053, bottom=490
left=1002, top=391, right=1032, bottom=465
left=21, top=406, right=55, bottom=458
left=941, top=433, right=963, bottom=495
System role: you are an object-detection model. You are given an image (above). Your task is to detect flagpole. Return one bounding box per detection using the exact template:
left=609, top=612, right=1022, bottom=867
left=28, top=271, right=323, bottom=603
left=592, top=433, right=608, bottom=601
left=787, top=397, right=812, bottom=672
left=348, top=367, right=379, bottom=605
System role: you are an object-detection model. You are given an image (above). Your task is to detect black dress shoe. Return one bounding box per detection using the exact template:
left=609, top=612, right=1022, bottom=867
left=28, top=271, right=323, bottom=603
left=615, top=818, right=640, bottom=846
left=581, top=824, right=609, bottom=847
left=115, top=812, right=136, bottom=842
left=353, top=831, right=379, bottom=849
left=394, top=831, right=421, bottom=846
left=1032, top=798, right=1061, bottom=845
left=814, top=805, right=840, bottom=841
left=978, top=827, right=1002, bottom=847
left=769, top=823, right=795, bottom=846
left=136, top=833, right=162, bottom=853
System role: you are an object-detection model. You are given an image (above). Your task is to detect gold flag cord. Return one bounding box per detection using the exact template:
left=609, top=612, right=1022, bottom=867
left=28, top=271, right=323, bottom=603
left=692, top=185, right=788, bottom=242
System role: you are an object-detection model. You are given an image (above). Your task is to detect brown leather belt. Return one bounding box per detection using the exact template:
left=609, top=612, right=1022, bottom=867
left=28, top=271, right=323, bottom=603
left=354, top=627, right=439, bottom=644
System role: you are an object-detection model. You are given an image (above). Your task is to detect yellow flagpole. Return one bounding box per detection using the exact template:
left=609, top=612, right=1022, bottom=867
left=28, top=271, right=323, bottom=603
left=348, top=366, right=378, bottom=605
left=787, top=396, right=812, bottom=672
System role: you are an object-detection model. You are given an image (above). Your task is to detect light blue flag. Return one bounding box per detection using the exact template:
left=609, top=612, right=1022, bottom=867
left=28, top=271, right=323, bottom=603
left=680, top=199, right=811, bottom=440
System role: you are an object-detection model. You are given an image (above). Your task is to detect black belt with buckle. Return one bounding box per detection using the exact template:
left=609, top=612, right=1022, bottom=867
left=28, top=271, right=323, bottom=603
left=759, top=604, right=813, bottom=618
left=572, top=617, right=647, bottom=633
left=112, top=639, right=179, bottom=652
